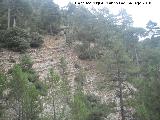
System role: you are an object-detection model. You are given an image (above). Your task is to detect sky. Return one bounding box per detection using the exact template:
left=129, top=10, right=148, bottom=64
left=54, top=0, right=160, bottom=28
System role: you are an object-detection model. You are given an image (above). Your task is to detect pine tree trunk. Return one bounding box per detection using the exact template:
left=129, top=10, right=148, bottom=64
left=117, top=67, right=125, bottom=120
left=135, top=47, right=139, bottom=66
left=116, top=51, right=125, bottom=120
left=50, top=24, right=53, bottom=35
left=134, top=47, right=142, bottom=78
left=7, top=3, right=11, bottom=29
left=53, top=100, right=56, bottom=120
left=119, top=79, right=125, bottom=120
left=52, top=93, right=56, bottom=120
left=13, top=17, right=16, bottom=28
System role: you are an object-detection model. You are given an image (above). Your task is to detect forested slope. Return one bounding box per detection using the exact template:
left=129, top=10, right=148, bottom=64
left=0, top=0, right=160, bottom=120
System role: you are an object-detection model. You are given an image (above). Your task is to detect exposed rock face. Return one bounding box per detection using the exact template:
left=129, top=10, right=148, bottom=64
left=0, top=34, right=136, bottom=120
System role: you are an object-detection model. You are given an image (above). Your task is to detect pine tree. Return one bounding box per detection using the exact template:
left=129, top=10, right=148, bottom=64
left=9, top=65, right=42, bottom=120
left=0, top=73, right=7, bottom=119
left=98, top=39, right=137, bottom=120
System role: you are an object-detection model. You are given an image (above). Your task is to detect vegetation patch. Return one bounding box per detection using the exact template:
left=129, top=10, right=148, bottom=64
left=75, top=43, right=101, bottom=60
left=0, top=27, right=44, bottom=52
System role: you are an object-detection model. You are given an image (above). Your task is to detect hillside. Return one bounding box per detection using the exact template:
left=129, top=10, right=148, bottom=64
left=1, top=0, right=160, bottom=120
left=0, top=33, right=137, bottom=120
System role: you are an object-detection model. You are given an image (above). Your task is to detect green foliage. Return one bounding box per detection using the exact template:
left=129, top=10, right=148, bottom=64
left=86, top=94, right=114, bottom=120
left=71, top=90, right=90, bottom=120
left=71, top=69, right=89, bottom=120
left=9, top=0, right=32, bottom=27
left=74, top=69, right=86, bottom=87
left=28, top=0, right=61, bottom=34
left=44, top=68, right=71, bottom=120
left=0, top=55, right=47, bottom=119
left=76, top=43, right=100, bottom=60
left=1, top=1, right=160, bottom=119
left=30, top=32, right=43, bottom=48
left=0, top=0, right=61, bottom=34
left=134, top=77, right=160, bottom=120
left=60, top=57, right=67, bottom=76
left=64, top=4, right=125, bottom=60
left=134, top=103, right=150, bottom=120
left=0, top=27, right=30, bottom=52
left=10, top=65, right=28, bottom=98
left=20, top=54, right=33, bottom=72
left=141, top=36, right=160, bottom=49
left=10, top=65, right=42, bottom=120
left=0, top=30, right=6, bottom=46
left=0, top=73, right=7, bottom=97
left=0, top=27, right=44, bottom=52
left=73, top=69, right=113, bottom=120
left=0, top=0, right=9, bottom=29
left=3, top=27, right=29, bottom=39
left=0, top=73, right=7, bottom=118
left=19, top=54, right=38, bottom=83
left=133, top=47, right=160, bottom=120
left=71, top=91, right=114, bottom=120
left=48, top=69, right=61, bottom=85
left=19, top=54, right=47, bottom=96
left=7, top=36, right=30, bottom=52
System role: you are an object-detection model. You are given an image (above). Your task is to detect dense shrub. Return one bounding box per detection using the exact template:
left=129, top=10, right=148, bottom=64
left=20, top=54, right=38, bottom=82
left=5, top=27, right=29, bottom=39
left=86, top=94, right=115, bottom=120
left=6, top=36, right=30, bottom=52
left=50, top=26, right=60, bottom=35
left=19, top=54, right=47, bottom=96
left=30, top=32, right=43, bottom=48
left=0, top=27, right=30, bottom=52
left=76, top=43, right=101, bottom=60
left=0, top=30, right=6, bottom=48
left=0, top=30, right=5, bottom=41
left=74, top=69, right=86, bottom=87
left=0, top=27, right=44, bottom=52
